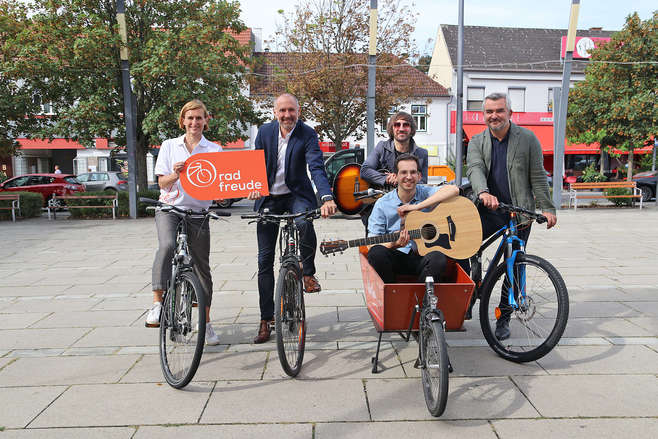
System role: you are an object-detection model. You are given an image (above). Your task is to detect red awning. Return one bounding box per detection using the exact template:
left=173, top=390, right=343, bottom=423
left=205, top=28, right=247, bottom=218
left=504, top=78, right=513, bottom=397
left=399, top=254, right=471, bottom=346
left=463, top=125, right=485, bottom=141
left=18, top=138, right=85, bottom=150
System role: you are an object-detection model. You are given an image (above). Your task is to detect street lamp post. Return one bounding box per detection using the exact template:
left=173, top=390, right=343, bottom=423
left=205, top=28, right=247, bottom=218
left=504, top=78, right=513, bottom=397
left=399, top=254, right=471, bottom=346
left=366, top=0, right=377, bottom=156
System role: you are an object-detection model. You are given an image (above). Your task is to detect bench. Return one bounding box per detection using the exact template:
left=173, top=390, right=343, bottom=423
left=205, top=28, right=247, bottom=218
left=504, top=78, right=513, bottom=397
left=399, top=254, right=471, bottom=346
left=48, top=194, right=118, bottom=220
left=0, top=193, right=20, bottom=222
left=568, top=181, right=642, bottom=210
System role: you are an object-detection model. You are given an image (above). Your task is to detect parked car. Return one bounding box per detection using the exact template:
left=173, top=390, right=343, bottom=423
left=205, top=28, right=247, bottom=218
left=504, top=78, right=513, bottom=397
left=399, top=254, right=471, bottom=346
left=76, top=171, right=128, bottom=192
left=632, top=170, right=657, bottom=202
left=0, top=173, right=84, bottom=204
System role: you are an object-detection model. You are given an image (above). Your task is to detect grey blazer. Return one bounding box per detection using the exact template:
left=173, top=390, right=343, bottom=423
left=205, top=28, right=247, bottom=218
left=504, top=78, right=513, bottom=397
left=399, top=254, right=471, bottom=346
left=466, top=122, right=555, bottom=214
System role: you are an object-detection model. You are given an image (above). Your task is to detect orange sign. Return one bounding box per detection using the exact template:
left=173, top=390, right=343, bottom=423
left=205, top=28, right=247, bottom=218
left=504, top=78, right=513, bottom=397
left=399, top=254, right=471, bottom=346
left=179, top=150, right=269, bottom=200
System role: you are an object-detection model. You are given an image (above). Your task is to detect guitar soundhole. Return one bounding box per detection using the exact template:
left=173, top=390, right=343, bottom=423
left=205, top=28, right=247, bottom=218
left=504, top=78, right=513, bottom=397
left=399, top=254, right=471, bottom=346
left=420, top=224, right=436, bottom=240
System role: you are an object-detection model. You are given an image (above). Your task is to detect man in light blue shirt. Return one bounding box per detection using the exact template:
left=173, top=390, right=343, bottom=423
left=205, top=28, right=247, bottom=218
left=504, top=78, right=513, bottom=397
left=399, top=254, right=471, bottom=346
left=367, top=153, right=460, bottom=283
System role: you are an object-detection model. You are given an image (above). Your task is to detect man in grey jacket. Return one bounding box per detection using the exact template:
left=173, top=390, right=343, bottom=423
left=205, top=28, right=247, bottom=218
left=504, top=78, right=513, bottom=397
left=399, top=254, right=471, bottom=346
left=466, top=92, right=556, bottom=340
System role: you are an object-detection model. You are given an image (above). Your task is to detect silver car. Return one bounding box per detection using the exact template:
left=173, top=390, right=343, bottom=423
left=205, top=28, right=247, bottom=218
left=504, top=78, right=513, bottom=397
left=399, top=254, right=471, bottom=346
left=76, top=171, right=128, bottom=192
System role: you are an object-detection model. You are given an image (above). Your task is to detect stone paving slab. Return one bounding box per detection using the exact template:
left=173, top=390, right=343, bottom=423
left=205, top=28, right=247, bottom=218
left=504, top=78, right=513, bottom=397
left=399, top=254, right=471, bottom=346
left=535, top=345, right=658, bottom=374
left=366, top=377, right=539, bottom=420
left=492, top=418, right=658, bottom=439
left=512, top=374, right=658, bottom=417
left=0, top=328, right=90, bottom=350
left=0, top=355, right=139, bottom=386
left=2, top=298, right=101, bottom=313
left=0, top=386, right=66, bottom=428
left=133, top=424, right=312, bottom=439
left=625, top=301, right=658, bottom=316
left=120, top=351, right=268, bottom=383
left=264, top=348, right=404, bottom=380
left=201, top=379, right=369, bottom=423
left=90, top=296, right=153, bottom=311
left=0, top=313, right=50, bottom=329
left=559, top=317, right=654, bottom=337
left=71, top=327, right=156, bottom=348
left=31, top=310, right=144, bottom=328
left=0, top=427, right=136, bottom=438
left=0, top=285, right=71, bottom=298
left=316, top=420, right=498, bottom=439
left=30, top=382, right=214, bottom=427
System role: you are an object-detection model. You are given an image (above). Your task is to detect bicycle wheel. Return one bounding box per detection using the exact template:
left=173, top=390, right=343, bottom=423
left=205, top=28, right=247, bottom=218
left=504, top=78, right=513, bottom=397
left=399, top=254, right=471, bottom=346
left=479, top=253, right=569, bottom=362
left=274, top=262, right=306, bottom=377
left=420, top=313, right=449, bottom=417
left=159, top=271, right=206, bottom=388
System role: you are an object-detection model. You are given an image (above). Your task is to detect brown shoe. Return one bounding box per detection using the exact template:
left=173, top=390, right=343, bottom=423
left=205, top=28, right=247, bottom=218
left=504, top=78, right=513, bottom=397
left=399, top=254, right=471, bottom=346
left=303, top=275, right=322, bottom=293
left=253, top=319, right=271, bottom=344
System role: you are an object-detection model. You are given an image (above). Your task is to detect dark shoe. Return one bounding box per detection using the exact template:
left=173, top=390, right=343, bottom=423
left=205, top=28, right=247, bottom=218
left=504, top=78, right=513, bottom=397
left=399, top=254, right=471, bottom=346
left=253, top=319, right=271, bottom=344
left=303, top=275, right=321, bottom=293
left=495, top=318, right=511, bottom=341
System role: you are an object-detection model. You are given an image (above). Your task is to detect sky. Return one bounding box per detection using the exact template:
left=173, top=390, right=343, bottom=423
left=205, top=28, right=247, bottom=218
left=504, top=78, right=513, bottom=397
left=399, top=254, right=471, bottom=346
left=239, top=0, right=656, bottom=54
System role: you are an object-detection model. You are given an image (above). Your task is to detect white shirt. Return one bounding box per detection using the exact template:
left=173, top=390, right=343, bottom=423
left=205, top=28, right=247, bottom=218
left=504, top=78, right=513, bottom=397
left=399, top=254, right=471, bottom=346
left=269, top=127, right=294, bottom=195
left=154, top=134, right=221, bottom=210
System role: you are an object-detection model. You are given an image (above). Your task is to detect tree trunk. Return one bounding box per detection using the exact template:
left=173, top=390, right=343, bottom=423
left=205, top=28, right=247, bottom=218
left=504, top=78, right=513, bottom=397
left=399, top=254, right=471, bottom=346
left=135, top=138, right=149, bottom=192
left=626, top=150, right=634, bottom=181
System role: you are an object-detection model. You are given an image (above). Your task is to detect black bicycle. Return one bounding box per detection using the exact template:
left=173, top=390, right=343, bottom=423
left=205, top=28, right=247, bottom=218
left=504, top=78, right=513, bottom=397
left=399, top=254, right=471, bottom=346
left=468, top=202, right=569, bottom=362
left=142, top=197, right=230, bottom=388
left=242, top=208, right=321, bottom=377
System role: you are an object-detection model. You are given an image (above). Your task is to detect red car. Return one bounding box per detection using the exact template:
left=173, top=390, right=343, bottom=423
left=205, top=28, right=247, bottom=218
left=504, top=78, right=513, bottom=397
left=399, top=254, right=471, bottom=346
left=0, top=173, right=85, bottom=204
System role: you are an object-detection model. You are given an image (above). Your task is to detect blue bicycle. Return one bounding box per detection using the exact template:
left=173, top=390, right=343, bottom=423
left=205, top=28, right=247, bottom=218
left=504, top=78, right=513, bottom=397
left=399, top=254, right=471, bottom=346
left=468, top=202, right=569, bottom=362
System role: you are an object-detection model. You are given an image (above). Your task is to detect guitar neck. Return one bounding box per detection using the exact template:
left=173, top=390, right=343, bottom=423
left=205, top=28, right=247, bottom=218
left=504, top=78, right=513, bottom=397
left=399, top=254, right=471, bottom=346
left=347, top=229, right=422, bottom=249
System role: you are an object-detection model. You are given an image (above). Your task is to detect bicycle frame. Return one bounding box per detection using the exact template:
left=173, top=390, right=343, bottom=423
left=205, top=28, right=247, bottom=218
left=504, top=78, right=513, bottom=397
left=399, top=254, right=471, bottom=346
left=277, top=218, right=301, bottom=264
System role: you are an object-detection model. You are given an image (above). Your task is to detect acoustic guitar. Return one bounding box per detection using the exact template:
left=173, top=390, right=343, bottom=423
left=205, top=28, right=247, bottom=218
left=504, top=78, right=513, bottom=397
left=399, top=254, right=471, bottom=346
left=320, top=196, right=482, bottom=260
left=333, top=163, right=392, bottom=215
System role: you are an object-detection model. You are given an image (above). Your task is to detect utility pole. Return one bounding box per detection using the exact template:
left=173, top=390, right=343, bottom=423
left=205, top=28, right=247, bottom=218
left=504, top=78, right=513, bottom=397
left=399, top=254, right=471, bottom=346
left=553, top=0, right=580, bottom=210
left=455, top=0, right=464, bottom=184
left=116, top=0, right=138, bottom=218
left=552, top=87, right=562, bottom=209
left=366, top=0, right=377, bottom=156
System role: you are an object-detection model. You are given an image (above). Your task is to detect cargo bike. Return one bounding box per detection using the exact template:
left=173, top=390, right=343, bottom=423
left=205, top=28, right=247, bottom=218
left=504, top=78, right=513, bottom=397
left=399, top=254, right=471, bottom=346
left=322, top=191, right=569, bottom=417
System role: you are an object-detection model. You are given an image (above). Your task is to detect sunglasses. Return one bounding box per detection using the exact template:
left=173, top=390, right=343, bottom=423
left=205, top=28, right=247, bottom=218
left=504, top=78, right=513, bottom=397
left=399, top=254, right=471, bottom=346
left=393, top=121, right=411, bottom=128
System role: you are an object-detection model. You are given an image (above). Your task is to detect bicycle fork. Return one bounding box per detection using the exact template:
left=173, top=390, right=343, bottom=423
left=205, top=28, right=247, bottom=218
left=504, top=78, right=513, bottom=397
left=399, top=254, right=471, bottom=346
left=417, top=278, right=453, bottom=374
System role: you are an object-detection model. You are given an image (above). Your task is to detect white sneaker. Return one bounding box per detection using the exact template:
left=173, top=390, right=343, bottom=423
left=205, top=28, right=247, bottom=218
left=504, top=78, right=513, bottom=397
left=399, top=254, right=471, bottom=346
left=205, top=323, right=220, bottom=346
left=145, top=302, right=162, bottom=328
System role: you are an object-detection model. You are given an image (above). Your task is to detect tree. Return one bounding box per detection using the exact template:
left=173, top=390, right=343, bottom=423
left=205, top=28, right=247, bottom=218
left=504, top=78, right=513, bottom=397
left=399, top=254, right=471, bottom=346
left=415, top=54, right=432, bottom=74
left=1, top=0, right=262, bottom=190
left=567, top=12, right=658, bottom=180
left=257, top=0, right=417, bottom=149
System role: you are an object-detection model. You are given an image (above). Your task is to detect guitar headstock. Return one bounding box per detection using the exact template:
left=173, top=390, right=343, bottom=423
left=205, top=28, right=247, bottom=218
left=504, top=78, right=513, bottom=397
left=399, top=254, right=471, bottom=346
left=320, top=239, right=348, bottom=256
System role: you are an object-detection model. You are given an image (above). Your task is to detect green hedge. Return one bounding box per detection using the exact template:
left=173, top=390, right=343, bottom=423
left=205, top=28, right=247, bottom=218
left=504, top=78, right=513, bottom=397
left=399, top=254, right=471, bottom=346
left=604, top=187, right=634, bottom=207
left=0, top=191, right=43, bottom=220
left=118, top=189, right=160, bottom=217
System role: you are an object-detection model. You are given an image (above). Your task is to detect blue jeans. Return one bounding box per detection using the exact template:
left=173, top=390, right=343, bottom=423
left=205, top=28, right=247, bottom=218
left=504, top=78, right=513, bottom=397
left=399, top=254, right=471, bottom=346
left=257, top=194, right=317, bottom=320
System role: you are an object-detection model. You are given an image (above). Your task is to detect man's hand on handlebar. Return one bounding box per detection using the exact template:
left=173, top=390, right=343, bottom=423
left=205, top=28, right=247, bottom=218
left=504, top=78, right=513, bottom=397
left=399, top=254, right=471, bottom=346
left=542, top=211, right=557, bottom=229
left=320, top=200, right=337, bottom=218
left=479, top=192, right=499, bottom=210
left=247, top=190, right=263, bottom=200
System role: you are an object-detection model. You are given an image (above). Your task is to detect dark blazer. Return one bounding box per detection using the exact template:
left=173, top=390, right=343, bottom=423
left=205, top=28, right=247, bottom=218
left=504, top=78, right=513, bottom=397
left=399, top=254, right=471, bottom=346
left=253, top=119, right=332, bottom=211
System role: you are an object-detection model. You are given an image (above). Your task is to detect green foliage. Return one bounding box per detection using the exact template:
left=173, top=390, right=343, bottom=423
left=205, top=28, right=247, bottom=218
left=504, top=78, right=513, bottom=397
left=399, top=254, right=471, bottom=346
left=581, top=163, right=607, bottom=182
left=415, top=54, right=432, bottom=74
left=567, top=12, right=658, bottom=180
left=0, top=170, right=7, bottom=183
left=265, top=0, right=418, bottom=148
left=2, top=0, right=262, bottom=190
left=117, top=190, right=160, bottom=218
left=0, top=191, right=43, bottom=220
left=604, top=187, right=634, bottom=206
left=637, top=153, right=656, bottom=172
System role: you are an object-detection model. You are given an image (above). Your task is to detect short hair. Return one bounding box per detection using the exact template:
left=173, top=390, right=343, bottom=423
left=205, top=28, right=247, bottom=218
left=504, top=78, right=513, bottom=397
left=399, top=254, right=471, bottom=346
left=178, top=99, right=209, bottom=130
left=386, top=111, right=417, bottom=139
left=394, top=153, right=420, bottom=173
left=274, top=93, right=299, bottom=109
left=483, top=92, right=512, bottom=112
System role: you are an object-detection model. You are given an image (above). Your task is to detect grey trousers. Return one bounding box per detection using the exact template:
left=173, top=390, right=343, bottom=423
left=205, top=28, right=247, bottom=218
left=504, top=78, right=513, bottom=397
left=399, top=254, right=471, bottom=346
left=151, top=210, right=213, bottom=306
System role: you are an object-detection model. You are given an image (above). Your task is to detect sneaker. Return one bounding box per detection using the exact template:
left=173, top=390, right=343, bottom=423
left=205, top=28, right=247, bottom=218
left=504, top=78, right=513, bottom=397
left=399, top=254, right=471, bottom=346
left=205, top=323, right=220, bottom=346
left=145, top=302, right=162, bottom=328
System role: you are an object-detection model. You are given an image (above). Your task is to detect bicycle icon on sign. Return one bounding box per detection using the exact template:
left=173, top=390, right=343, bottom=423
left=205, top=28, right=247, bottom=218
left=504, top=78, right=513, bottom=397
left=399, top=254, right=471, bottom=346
left=186, top=159, right=217, bottom=188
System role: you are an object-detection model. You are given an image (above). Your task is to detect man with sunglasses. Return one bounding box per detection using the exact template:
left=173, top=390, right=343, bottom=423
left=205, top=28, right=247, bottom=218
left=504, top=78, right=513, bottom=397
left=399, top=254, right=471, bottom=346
left=359, top=112, right=429, bottom=232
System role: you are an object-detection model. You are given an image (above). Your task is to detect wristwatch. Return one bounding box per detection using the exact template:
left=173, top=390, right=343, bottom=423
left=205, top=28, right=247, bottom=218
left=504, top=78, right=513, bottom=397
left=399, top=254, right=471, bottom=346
left=321, top=194, right=334, bottom=203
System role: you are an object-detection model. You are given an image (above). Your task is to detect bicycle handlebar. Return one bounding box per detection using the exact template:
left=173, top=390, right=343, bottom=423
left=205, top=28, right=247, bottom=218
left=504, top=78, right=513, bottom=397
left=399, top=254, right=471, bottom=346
left=139, top=197, right=231, bottom=217
left=497, top=202, right=547, bottom=224
left=241, top=208, right=321, bottom=223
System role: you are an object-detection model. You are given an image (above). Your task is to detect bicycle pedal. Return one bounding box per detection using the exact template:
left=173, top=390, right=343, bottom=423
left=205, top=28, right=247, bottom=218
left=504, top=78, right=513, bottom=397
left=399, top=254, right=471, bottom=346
left=413, top=357, right=421, bottom=369
left=192, top=302, right=198, bottom=308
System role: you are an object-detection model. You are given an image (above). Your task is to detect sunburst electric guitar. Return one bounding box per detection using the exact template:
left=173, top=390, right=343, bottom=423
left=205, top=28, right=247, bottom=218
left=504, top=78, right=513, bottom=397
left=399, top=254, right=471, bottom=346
left=320, top=196, right=482, bottom=260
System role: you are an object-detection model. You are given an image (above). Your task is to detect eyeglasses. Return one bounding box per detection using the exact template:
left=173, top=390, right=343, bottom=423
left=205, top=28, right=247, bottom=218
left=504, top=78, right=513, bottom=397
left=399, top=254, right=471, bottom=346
left=393, top=121, right=410, bottom=128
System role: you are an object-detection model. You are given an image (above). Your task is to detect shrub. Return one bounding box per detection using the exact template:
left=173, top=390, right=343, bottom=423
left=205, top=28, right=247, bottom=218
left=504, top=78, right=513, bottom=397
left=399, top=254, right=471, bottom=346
left=117, top=189, right=160, bottom=217
left=604, top=187, right=633, bottom=207
left=581, top=163, right=607, bottom=183
left=0, top=191, right=43, bottom=220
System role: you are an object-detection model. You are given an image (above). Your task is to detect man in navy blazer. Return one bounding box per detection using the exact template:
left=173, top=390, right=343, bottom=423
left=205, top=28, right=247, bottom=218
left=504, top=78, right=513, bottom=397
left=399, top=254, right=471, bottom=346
left=248, top=93, right=337, bottom=343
